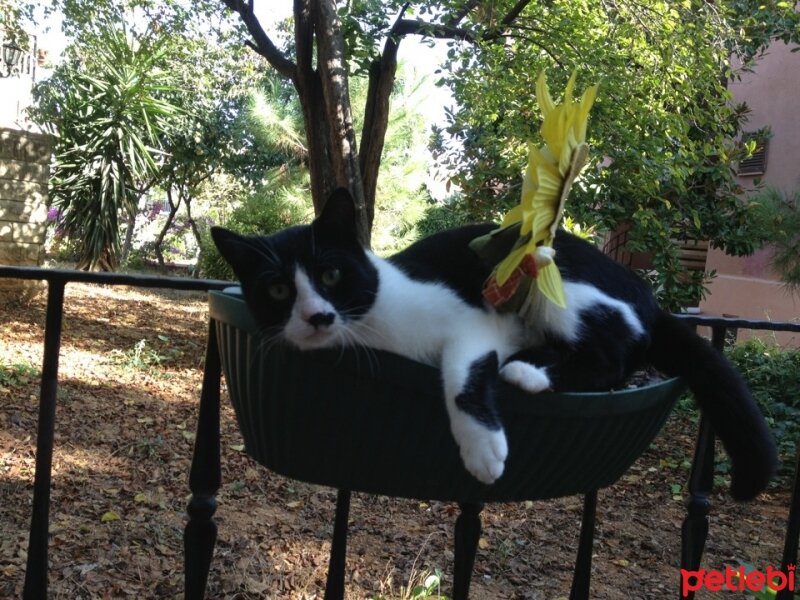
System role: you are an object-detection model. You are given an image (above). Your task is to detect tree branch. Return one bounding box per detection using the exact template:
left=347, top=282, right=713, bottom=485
left=500, top=0, right=534, bottom=28
left=445, top=0, right=481, bottom=27
left=221, top=0, right=296, bottom=79
left=398, top=0, right=535, bottom=45
left=392, top=18, right=477, bottom=43
left=359, top=4, right=409, bottom=230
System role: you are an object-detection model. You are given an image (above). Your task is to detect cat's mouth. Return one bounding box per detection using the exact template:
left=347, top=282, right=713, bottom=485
left=290, top=328, right=337, bottom=350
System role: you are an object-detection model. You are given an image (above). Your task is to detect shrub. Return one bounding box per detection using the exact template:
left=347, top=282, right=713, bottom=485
left=414, top=195, right=478, bottom=240
left=197, top=186, right=312, bottom=281
left=747, top=188, right=800, bottom=291
left=726, top=338, right=800, bottom=475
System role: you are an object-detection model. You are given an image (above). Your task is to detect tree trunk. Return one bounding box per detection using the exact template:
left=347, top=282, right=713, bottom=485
left=120, top=209, right=137, bottom=266
left=154, top=189, right=180, bottom=267
left=294, top=1, right=335, bottom=219
left=183, top=194, right=204, bottom=277
left=222, top=0, right=494, bottom=247
left=359, top=38, right=400, bottom=233
left=312, top=0, right=370, bottom=247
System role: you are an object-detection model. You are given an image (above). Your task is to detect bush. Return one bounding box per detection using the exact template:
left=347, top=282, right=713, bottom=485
left=747, top=188, right=800, bottom=291
left=726, top=338, right=800, bottom=475
left=414, top=195, right=479, bottom=240
left=197, top=187, right=312, bottom=280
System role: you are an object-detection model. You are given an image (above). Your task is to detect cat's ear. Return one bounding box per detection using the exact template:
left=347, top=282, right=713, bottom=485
left=211, top=227, right=262, bottom=280
left=313, top=187, right=357, bottom=240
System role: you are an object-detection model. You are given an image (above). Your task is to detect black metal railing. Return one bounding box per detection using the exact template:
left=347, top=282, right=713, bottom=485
left=0, top=266, right=231, bottom=600
left=1, top=264, right=799, bottom=599
left=674, top=314, right=800, bottom=600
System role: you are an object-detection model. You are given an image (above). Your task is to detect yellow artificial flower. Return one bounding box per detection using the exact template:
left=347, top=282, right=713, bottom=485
left=492, top=71, right=598, bottom=309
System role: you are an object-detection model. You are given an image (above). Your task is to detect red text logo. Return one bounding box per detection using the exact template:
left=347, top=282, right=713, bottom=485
left=681, top=564, right=795, bottom=597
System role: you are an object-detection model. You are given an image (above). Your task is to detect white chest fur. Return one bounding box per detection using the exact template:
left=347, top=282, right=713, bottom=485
left=353, top=255, right=523, bottom=366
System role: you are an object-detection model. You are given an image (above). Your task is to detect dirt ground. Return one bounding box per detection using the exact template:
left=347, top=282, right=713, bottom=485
left=0, top=282, right=793, bottom=599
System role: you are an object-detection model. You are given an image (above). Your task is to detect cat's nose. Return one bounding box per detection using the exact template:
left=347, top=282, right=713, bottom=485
left=308, top=312, right=335, bottom=329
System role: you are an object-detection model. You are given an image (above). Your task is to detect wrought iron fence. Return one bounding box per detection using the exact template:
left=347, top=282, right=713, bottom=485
left=0, top=266, right=230, bottom=599
left=0, top=265, right=798, bottom=599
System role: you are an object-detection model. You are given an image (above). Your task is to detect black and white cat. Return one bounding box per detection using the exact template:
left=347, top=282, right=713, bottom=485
left=212, top=188, right=777, bottom=500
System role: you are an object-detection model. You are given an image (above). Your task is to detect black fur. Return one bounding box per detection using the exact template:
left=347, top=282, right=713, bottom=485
left=455, top=352, right=502, bottom=430
left=509, top=306, right=649, bottom=392
left=211, top=190, right=379, bottom=333
left=390, top=223, right=496, bottom=308
left=647, top=311, right=777, bottom=501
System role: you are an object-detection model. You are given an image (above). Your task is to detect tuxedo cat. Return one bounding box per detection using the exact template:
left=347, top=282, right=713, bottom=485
left=212, top=188, right=776, bottom=500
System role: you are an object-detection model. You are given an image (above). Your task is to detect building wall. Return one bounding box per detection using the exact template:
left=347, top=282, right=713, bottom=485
left=699, top=42, right=800, bottom=346
left=0, top=128, right=51, bottom=268
left=0, top=33, right=40, bottom=131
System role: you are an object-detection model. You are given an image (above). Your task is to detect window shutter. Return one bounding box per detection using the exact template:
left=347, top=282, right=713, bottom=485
left=738, top=136, right=768, bottom=176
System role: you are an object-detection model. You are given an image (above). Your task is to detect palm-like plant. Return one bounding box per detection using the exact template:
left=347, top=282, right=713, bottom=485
left=32, top=22, right=181, bottom=270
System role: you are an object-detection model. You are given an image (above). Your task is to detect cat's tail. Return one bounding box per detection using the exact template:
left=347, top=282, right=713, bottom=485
left=647, top=310, right=777, bottom=501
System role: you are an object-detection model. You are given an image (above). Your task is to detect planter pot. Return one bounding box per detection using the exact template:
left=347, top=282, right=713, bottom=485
left=209, top=288, right=685, bottom=503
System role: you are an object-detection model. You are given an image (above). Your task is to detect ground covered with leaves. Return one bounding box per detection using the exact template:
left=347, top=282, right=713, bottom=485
left=0, top=283, right=793, bottom=599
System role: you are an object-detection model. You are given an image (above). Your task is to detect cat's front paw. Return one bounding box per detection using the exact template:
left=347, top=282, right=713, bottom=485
left=500, top=360, right=551, bottom=395
left=453, top=420, right=508, bottom=484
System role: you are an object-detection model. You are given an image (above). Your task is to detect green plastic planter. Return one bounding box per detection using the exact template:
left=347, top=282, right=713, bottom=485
left=209, top=288, right=685, bottom=503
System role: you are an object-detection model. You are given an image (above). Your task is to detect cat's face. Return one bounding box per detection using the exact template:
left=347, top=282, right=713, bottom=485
left=211, top=189, right=378, bottom=350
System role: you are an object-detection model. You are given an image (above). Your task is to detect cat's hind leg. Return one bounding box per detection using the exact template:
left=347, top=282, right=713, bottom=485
left=441, top=347, right=507, bottom=484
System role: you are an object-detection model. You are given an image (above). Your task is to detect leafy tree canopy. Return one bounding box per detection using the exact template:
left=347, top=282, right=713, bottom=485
left=426, top=0, right=800, bottom=308
left=29, top=3, right=272, bottom=270
left=30, top=21, right=185, bottom=270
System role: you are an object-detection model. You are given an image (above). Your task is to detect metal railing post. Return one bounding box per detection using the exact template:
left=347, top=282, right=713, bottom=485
left=23, top=279, right=66, bottom=600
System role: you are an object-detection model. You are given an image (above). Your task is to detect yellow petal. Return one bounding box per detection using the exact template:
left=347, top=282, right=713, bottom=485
left=535, top=71, right=555, bottom=116
left=501, top=204, right=523, bottom=227
left=575, top=84, right=599, bottom=142
left=495, top=243, right=532, bottom=286
left=537, top=264, right=567, bottom=309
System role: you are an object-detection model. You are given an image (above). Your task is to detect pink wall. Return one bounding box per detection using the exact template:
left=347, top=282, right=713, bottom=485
left=728, top=43, right=800, bottom=191
left=699, top=42, right=800, bottom=346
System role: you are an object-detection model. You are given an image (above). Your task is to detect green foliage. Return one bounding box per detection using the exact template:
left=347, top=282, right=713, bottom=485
left=431, top=0, right=800, bottom=309
left=30, top=21, right=183, bottom=270
left=109, top=336, right=182, bottom=372
left=370, top=69, right=438, bottom=254
left=0, top=0, right=35, bottom=44
left=197, top=185, right=313, bottom=281
left=31, top=7, right=274, bottom=272
left=369, top=568, right=449, bottom=600
left=406, top=570, right=447, bottom=600
left=414, top=194, right=477, bottom=240
left=726, top=338, right=800, bottom=475
left=197, top=60, right=438, bottom=275
left=0, top=359, right=39, bottom=387
left=53, top=0, right=226, bottom=39
left=747, top=188, right=800, bottom=291
left=562, top=216, right=600, bottom=244
left=154, top=35, right=272, bottom=200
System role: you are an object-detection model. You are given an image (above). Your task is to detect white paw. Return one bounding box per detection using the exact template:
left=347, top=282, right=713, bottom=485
left=500, top=361, right=551, bottom=394
left=452, top=418, right=508, bottom=484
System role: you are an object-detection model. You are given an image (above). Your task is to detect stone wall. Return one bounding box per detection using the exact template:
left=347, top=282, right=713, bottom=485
left=0, top=128, right=51, bottom=267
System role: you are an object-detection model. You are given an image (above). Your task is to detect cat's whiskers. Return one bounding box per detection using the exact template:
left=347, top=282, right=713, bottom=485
left=335, top=323, right=379, bottom=377
left=346, top=311, right=392, bottom=346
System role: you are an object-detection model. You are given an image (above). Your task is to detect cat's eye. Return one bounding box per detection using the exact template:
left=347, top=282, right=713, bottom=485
left=267, top=283, right=292, bottom=301
left=321, top=268, right=342, bottom=287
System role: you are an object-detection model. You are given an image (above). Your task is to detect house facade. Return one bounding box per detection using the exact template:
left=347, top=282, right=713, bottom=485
left=0, top=34, right=52, bottom=278
left=699, top=41, right=800, bottom=346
